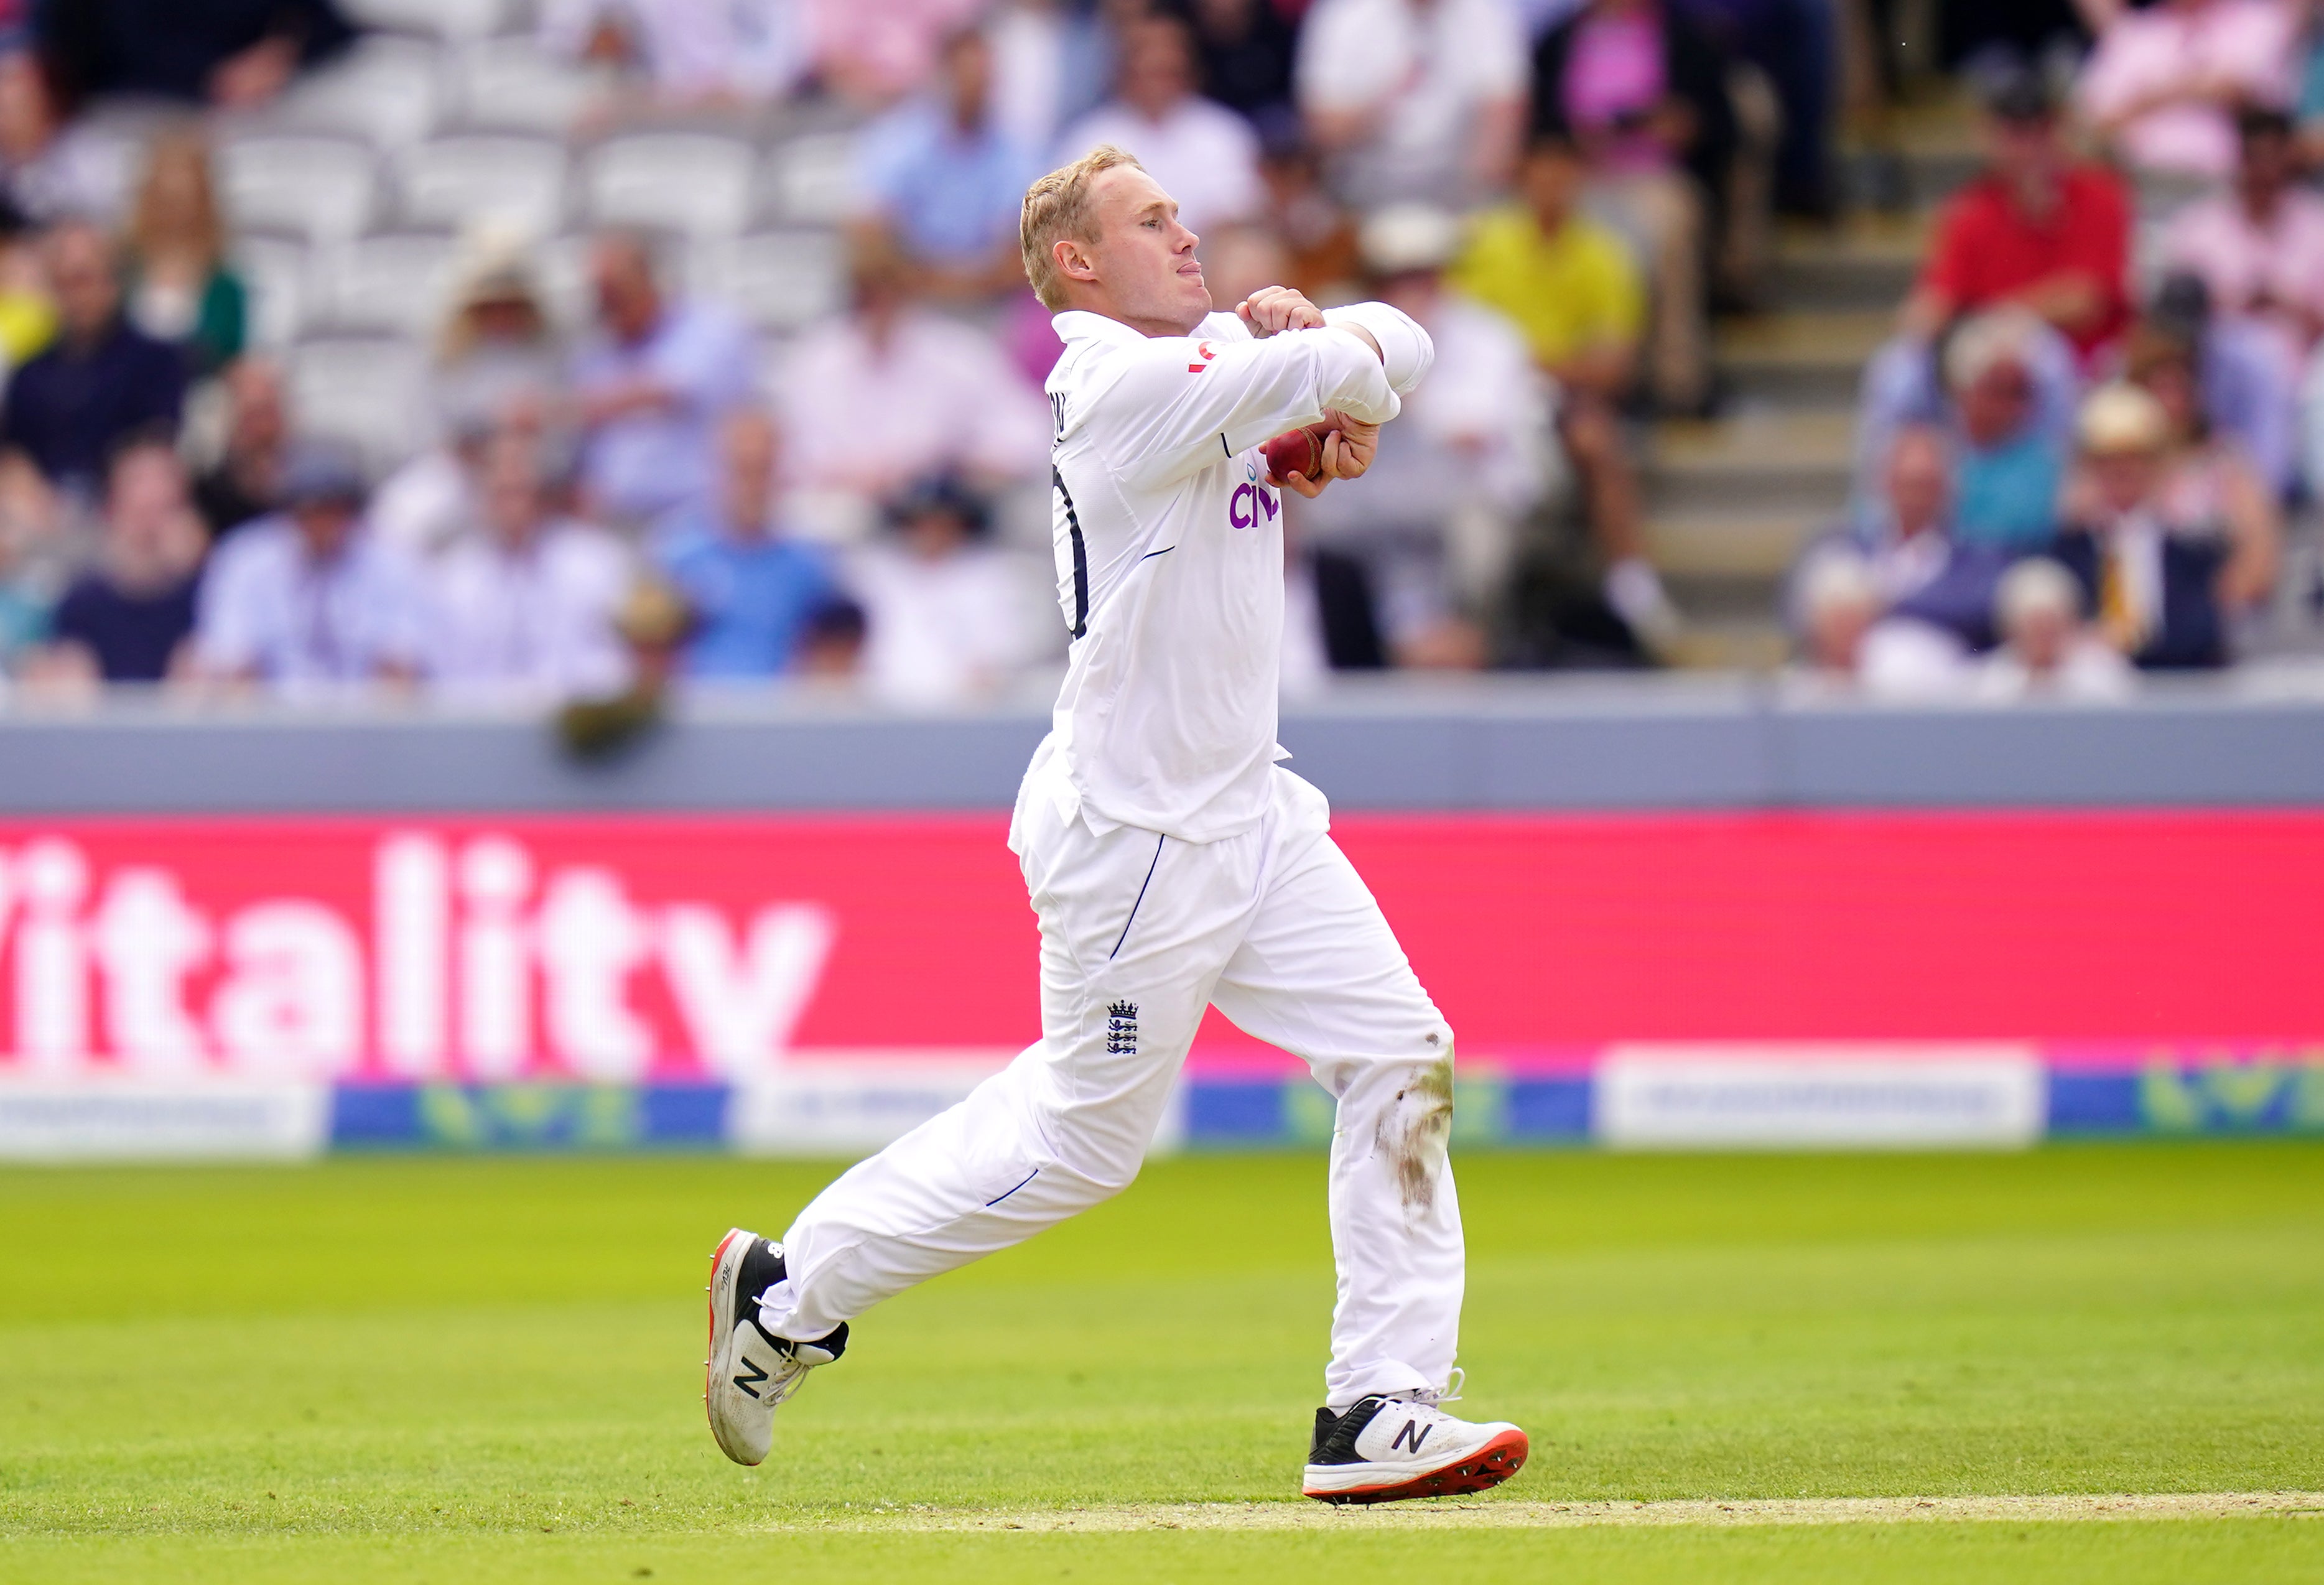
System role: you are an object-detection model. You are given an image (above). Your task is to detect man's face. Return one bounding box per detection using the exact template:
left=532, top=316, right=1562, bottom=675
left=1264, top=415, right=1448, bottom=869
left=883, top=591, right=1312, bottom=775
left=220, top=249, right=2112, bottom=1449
left=1885, top=432, right=1951, bottom=533
left=106, top=449, right=188, bottom=568
left=1987, top=114, right=2058, bottom=185
left=291, top=499, right=357, bottom=560
left=480, top=441, right=544, bottom=544
left=2241, top=129, right=2295, bottom=198
left=2136, top=359, right=2200, bottom=436
left=591, top=241, right=660, bottom=342
left=1069, top=165, right=1209, bottom=333
left=228, top=363, right=287, bottom=455
left=2014, top=604, right=2070, bottom=671
left=47, top=227, right=119, bottom=338
left=942, top=34, right=991, bottom=125
left=2091, top=449, right=2161, bottom=513
left=1121, top=24, right=1193, bottom=118
left=1958, top=359, right=2034, bottom=448
left=1378, top=268, right=1441, bottom=322
left=1520, top=147, right=1584, bottom=228
left=720, top=412, right=778, bottom=534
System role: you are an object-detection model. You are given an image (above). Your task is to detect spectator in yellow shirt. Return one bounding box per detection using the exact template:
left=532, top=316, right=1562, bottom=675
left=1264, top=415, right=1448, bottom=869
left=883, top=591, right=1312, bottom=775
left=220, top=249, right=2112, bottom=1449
left=1451, top=131, right=1677, bottom=649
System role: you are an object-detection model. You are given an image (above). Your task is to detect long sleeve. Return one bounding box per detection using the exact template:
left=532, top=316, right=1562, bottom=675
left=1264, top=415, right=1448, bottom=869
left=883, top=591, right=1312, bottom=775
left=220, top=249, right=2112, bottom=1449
left=1094, top=320, right=1401, bottom=493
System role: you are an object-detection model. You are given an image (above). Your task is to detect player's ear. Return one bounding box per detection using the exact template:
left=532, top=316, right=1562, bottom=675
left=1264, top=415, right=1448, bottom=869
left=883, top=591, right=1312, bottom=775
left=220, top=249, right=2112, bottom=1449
left=1053, top=236, right=1098, bottom=287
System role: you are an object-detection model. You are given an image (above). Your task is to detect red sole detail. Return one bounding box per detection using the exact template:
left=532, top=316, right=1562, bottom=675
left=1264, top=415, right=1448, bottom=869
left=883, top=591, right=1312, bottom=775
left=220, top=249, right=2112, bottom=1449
left=705, top=1229, right=746, bottom=1437
left=1304, top=1428, right=1530, bottom=1505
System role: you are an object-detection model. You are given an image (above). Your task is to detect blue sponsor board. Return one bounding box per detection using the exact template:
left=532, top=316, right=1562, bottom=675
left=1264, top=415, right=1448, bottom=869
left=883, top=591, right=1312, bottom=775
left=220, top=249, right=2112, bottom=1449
left=330, top=1082, right=727, bottom=1150
left=2048, top=1056, right=2324, bottom=1138
left=1181, top=1074, right=1592, bottom=1148
left=313, top=1057, right=2324, bottom=1155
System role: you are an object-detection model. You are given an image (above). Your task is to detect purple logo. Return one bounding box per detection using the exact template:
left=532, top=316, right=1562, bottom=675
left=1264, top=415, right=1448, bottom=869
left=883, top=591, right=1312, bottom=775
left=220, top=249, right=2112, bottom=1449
left=1229, top=481, right=1280, bottom=531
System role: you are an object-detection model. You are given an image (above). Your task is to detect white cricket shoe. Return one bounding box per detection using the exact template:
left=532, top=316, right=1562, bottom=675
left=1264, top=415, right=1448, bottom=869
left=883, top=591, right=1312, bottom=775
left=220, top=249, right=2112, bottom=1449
left=1302, top=1392, right=1528, bottom=1504
left=704, top=1228, right=847, bottom=1466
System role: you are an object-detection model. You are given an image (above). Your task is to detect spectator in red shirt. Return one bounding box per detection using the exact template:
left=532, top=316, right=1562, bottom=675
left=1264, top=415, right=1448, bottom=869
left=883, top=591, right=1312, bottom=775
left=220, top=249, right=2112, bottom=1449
left=1900, top=70, right=2132, bottom=364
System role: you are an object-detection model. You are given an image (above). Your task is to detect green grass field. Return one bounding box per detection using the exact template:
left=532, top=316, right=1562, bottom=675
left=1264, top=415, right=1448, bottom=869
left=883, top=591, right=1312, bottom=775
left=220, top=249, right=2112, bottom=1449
left=3, top=1142, right=2322, bottom=1583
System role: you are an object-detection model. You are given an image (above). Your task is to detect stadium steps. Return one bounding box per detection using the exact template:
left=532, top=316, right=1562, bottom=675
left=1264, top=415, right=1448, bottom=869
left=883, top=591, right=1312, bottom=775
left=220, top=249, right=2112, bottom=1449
left=1642, top=85, right=1977, bottom=669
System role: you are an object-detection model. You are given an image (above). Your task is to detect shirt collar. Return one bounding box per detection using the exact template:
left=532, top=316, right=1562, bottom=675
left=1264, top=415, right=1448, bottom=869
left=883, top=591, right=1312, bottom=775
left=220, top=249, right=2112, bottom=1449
left=1052, top=309, right=1166, bottom=346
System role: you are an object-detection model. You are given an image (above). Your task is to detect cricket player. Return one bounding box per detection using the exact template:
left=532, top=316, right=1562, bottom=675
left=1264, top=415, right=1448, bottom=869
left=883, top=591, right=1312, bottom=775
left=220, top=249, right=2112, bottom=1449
left=706, top=145, right=1528, bottom=1505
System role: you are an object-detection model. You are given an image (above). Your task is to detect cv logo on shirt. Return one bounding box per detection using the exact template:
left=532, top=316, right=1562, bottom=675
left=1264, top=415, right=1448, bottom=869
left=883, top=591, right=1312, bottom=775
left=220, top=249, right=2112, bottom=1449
left=1229, top=457, right=1280, bottom=530
left=1229, top=476, right=1280, bottom=531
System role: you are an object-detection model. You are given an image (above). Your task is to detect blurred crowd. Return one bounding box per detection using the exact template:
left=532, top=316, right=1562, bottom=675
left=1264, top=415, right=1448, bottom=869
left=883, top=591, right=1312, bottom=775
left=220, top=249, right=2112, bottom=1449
left=0, top=0, right=2318, bottom=710
left=1801, top=2, right=2324, bottom=699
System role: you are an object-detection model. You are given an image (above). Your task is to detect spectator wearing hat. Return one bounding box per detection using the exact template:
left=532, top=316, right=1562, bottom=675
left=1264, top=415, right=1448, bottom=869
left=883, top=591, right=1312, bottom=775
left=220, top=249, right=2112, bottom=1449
left=27, top=434, right=205, bottom=687
left=120, top=130, right=246, bottom=377
left=432, top=228, right=564, bottom=432
left=2111, top=320, right=2282, bottom=612
left=653, top=407, right=840, bottom=679
left=1972, top=556, right=2137, bottom=702
left=2052, top=383, right=2235, bottom=670
left=1057, top=17, right=1263, bottom=236
left=1299, top=203, right=1549, bottom=668
left=0, top=219, right=185, bottom=502
left=841, top=475, right=1054, bottom=707
left=427, top=430, right=636, bottom=705
left=776, top=235, right=1049, bottom=541
left=1902, top=71, right=2132, bottom=365
left=1452, top=130, right=1678, bottom=648
left=191, top=442, right=429, bottom=693
left=2080, top=0, right=2299, bottom=182
left=570, top=228, right=758, bottom=531
left=2162, top=107, right=2324, bottom=381
left=2141, top=272, right=2297, bottom=501
left=192, top=357, right=289, bottom=542
left=855, top=27, right=1042, bottom=302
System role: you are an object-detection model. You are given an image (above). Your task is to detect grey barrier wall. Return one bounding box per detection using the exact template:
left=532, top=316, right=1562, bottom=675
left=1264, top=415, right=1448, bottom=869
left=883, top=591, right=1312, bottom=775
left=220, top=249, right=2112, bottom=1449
left=4, top=674, right=2324, bottom=813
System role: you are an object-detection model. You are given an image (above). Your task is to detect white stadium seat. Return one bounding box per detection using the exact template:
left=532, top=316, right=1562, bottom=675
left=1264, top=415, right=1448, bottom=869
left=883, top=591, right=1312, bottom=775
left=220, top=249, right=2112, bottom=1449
left=764, top=131, right=858, bottom=225
left=218, top=135, right=379, bottom=242
left=289, top=337, right=430, bottom=466
left=584, top=133, right=757, bottom=236
left=272, top=35, right=444, bottom=148
left=397, top=135, right=568, bottom=235
left=314, top=233, right=462, bottom=337
left=340, top=0, right=519, bottom=42
left=236, top=235, right=312, bottom=348
left=692, top=230, right=842, bottom=335
left=453, top=37, right=598, bottom=136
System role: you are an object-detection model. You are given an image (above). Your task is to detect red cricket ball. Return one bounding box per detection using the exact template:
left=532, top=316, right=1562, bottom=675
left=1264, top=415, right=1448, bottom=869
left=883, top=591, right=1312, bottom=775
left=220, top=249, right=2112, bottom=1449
left=1262, top=422, right=1332, bottom=483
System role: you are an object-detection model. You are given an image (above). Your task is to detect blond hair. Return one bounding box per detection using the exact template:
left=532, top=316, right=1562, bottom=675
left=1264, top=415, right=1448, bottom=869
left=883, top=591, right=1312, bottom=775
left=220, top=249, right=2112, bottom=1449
left=128, top=129, right=225, bottom=273
left=1021, top=144, right=1143, bottom=310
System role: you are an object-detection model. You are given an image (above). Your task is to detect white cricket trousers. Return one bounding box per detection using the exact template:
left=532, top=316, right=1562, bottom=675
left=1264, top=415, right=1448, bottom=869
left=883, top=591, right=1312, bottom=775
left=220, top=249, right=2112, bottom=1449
left=756, top=765, right=1463, bottom=1406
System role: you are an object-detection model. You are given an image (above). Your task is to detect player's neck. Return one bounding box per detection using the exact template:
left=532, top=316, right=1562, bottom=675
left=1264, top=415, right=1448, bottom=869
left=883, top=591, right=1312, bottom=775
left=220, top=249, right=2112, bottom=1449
left=1067, top=292, right=1204, bottom=340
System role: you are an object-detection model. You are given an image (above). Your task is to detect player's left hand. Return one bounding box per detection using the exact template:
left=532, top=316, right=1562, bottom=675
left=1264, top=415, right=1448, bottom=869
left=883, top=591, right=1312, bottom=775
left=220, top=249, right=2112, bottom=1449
left=1237, top=286, right=1326, bottom=338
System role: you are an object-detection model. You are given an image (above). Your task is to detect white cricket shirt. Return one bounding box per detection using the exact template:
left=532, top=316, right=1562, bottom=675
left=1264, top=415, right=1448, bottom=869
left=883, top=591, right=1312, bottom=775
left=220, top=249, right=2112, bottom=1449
left=1020, top=304, right=1429, bottom=846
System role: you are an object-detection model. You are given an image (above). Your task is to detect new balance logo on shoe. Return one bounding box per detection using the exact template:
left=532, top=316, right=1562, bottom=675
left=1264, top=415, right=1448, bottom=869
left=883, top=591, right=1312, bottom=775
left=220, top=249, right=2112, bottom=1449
left=1390, top=1418, right=1431, bottom=1454
left=733, top=1355, right=769, bottom=1399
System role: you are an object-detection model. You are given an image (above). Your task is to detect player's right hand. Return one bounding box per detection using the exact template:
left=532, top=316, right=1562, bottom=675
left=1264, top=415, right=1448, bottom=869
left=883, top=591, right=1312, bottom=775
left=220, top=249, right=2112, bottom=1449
left=1237, top=286, right=1326, bottom=338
